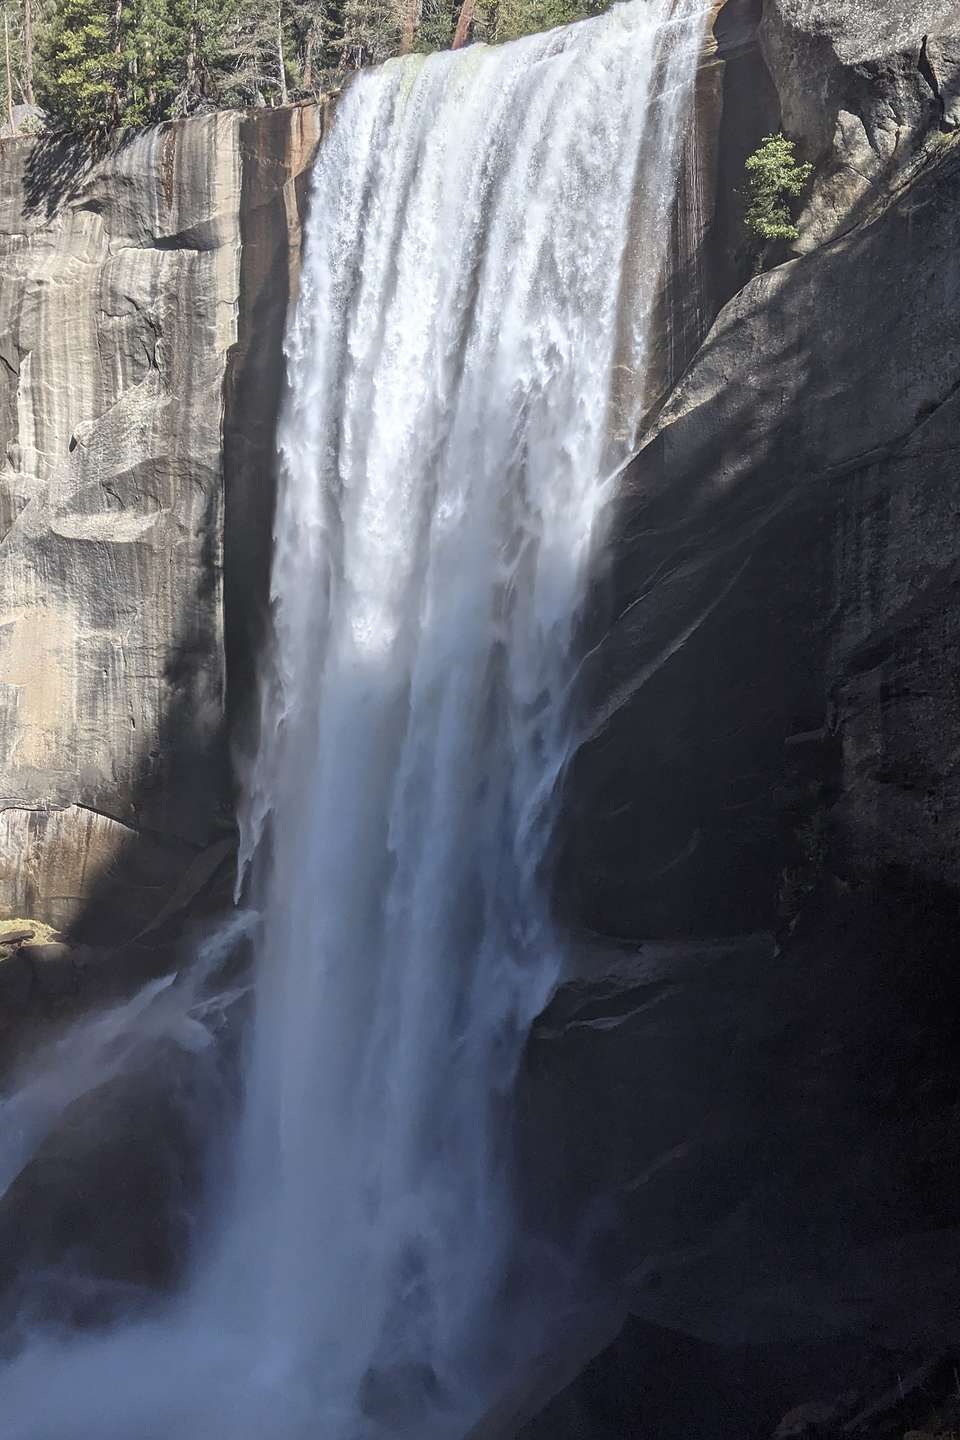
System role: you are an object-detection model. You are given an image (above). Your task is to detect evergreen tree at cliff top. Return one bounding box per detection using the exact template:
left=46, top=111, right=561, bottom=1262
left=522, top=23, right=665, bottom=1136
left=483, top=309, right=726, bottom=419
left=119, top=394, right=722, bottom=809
left=36, top=0, right=245, bottom=128
left=31, top=0, right=606, bottom=133
left=36, top=0, right=121, bottom=129
left=121, top=0, right=180, bottom=123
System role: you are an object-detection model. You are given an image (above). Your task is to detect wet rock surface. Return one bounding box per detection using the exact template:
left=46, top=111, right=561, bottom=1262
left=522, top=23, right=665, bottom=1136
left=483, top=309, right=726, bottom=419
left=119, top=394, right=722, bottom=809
left=514, top=1319, right=960, bottom=1440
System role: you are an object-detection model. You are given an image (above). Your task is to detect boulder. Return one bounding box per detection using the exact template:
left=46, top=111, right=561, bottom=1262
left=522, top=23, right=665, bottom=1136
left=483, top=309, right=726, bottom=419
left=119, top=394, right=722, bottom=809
left=0, top=1038, right=231, bottom=1338
left=774, top=1399, right=854, bottom=1439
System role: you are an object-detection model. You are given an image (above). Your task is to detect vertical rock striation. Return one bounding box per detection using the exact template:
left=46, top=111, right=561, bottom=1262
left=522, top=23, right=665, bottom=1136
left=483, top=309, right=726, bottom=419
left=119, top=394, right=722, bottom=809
left=0, top=107, right=322, bottom=939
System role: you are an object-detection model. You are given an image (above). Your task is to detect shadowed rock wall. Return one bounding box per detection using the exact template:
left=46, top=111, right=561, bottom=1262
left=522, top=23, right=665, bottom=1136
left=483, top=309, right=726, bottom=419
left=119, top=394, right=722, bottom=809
left=534, top=0, right=960, bottom=1414
left=561, top=2, right=960, bottom=943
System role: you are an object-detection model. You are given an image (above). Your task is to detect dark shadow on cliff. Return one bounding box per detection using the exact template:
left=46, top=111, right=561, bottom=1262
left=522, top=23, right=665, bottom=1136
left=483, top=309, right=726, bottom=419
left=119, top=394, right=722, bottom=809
left=0, top=460, right=245, bottom=1352
left=519, top=117, right=960, bottom=1434
left=21, top=127, right=138, bottom=220
left=517, top=873, right=960, bottom=1434
left=0, top=575, right=249, bottom=1353
left=66, top=474, right=234, bottom=955
left=559, top=130, right=960, bottom=941
left=516, top=1313, right=960, bottom=1440
left=222, top=105, right=325, bottom=751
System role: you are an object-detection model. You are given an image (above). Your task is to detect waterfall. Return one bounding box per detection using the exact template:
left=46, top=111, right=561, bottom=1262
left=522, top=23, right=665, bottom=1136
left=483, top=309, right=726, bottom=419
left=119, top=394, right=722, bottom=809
left=0, top=4, right=705, bottom=1434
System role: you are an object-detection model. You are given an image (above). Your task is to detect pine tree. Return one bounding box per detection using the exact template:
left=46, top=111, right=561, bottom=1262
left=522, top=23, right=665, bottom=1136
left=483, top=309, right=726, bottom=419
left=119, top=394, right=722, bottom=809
left=284, top=0, right=341, bottom=96
left=122, top=0, right=178, bottom=123
left=27, top=0, right=607, bottom=136
left=213, top=0, right=285, bottom=106
left=743, top=133, right=813, bottom=244
left=338, top=0, right=400, bottom=69
left=36, top=0, right=121, bottom=130
left=491, top=0, right=592, bottom=42
left=21, top=0, right=33, bottom=100
left=3, top=6, right=15, bottom=129
left=415, top=0, right=455, bottom=53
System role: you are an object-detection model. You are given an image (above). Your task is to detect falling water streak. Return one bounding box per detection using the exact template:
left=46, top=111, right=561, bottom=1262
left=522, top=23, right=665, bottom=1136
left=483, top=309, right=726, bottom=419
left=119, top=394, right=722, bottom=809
left=233, top=0, right=707, bottom=1426
left=0, top=5, right=705, bottom=1436
left=0, top=911, right=256, bottom=1204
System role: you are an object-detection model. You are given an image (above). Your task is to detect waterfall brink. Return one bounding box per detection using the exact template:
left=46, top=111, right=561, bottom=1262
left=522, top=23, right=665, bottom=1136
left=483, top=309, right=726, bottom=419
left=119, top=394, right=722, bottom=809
left=0, top=4, right=705, bottom=1435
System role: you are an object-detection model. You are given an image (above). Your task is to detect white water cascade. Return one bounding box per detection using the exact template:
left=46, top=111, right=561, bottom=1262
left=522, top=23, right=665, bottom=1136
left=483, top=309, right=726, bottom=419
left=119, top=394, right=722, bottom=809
left=0, top=4, right=705, bottom=1435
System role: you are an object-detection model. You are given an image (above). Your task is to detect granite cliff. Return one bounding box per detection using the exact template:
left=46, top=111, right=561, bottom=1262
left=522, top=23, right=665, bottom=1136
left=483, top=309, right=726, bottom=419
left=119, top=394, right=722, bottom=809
left=0, top=105, right=324, bottom=944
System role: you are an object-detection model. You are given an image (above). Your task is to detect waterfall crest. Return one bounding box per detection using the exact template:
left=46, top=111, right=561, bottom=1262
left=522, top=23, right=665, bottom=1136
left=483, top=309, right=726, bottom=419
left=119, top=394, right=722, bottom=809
left=0, top=4, right=706, bottom=1434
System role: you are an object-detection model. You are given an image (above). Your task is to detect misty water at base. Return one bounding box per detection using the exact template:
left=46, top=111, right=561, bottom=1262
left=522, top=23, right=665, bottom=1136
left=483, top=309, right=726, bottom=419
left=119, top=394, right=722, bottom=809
left=0, top=4, right=706, bottom=1434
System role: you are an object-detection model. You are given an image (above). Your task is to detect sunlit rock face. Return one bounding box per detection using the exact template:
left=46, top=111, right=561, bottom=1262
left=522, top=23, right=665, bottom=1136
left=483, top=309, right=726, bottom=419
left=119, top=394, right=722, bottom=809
left=0, top=108, right=322, bottom=941
left=0, top=117, right=238, bottom=933
left=760, top=0, right=960, bottom=247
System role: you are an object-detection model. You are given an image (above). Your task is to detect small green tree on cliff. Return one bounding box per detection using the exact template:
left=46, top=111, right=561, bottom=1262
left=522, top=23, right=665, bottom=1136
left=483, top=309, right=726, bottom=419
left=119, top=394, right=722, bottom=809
left=743, top=132, right=812, bottom=245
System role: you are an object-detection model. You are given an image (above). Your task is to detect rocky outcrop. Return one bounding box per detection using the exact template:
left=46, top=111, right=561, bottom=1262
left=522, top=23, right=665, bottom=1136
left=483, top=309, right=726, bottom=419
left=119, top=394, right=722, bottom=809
left=760, top=0, right=960, bottom=247
left=0, top=106, right=323, bottom=941
left=516, top=1319, right=960, bottom=1440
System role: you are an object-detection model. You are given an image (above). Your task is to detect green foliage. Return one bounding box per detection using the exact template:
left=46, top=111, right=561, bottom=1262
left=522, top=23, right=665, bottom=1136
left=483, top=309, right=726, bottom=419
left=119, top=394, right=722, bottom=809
left=1, top=5, right=21, bottom=121
left=214, top=0, right=288, bottom=109
left=489, top=0, right=595, bottom=43
left=283, top=0, right=339, bottom=94
left=36, top=0, right=121, bottom=129
left=1, top=0, right=42, bottom=127
left=121, top=0, right=180, bottom=124
left=21, top=0, right=607, bottom=136
left=414, top=0, right=455, bottom=52
left=414, top=0, right=601, bottom=51
left=34, top=0, right=287, bottom=129
left=743, top=132, right=812, bottom=246
left=338, top=0, right=399, bottom=69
